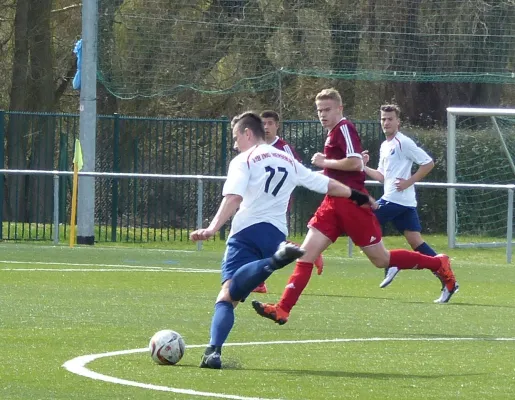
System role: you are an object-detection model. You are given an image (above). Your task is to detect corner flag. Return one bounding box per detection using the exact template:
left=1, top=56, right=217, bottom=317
left=70, top=139, right=83, bottom=247
left=73, top=139, right=83, bottom=171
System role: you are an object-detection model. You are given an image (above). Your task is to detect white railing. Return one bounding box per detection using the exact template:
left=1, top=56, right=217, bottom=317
left=0, top=169, right=514, bottom=262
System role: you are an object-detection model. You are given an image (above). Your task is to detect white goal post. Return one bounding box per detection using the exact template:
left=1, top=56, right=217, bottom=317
left=447, top=107, right=515, bottom=260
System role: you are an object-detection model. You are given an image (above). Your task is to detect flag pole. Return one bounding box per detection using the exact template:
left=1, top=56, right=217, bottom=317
left=69, top=162, right=79, bottom=247
left=70, top=139, right=83, bottom=247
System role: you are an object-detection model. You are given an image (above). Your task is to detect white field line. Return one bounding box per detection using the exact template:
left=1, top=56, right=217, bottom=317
left=63, top=337, right=515, bottom=400
left=0, top=260, right=219, bottom=273
left=0, top=243, right=196, bottom=253
left=1, top=268, right=219, bottom=273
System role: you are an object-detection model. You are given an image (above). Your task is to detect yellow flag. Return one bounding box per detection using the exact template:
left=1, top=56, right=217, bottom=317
left=73, top=139, right=83, bottom=171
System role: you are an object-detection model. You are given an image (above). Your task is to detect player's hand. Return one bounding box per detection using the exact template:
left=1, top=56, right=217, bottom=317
left=189, top=228, right=215, bottom=241
left=395, top=178, right=410, bottom=191
left=311, top=152, right=326, bottom=168
left=361, top=150, right=369, bottom=165
left=350, top=189, right=377, bottom=209
left=369, top=196, right=379, bottom=210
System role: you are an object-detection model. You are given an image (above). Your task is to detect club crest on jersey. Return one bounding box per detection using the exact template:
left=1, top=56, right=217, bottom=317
left=390, top=148, right=396, bottom=155
left=325, top=136, right=331, bottom=146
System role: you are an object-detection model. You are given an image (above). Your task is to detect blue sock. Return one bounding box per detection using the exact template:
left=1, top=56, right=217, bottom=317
left=229, top=258, right=274, bottom=301
left=209, top=301, right=234, bottom=348
left=415, top=242, right=437, bottom=256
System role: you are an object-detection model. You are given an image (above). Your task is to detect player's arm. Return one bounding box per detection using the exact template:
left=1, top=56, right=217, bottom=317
left=360, top=149, right=384, bottom=182
left=396, top=141, right=434, bottom=191
left=190, top=156, right=248, bottom=241
left=312, top=124, right=363, bottom=171
left=396, top=160, right=434, bottom=191
left=295, top=161, right=375, bottom=207
left=190, top=194, right=242, bottom=241
left=363, top=166, right=384, bottom=182
left=312, top=153, right=363, bottom=171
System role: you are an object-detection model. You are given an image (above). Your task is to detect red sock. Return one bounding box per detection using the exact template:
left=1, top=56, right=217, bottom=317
left=278, top=261, right=313, bottom=313
left=389, top=249, right=441, bottom=271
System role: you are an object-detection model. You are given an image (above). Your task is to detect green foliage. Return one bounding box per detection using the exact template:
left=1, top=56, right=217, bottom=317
left=98, top=0, right=515, bottom=101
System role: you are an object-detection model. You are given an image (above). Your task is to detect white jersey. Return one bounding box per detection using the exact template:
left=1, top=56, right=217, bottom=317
left=377, top=132, right=432, bottom=207
left=223, top=144, right=330, bottom=237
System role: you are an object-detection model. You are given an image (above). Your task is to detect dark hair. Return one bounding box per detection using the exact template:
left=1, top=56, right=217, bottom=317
left=260, top=110, right=280, bottom=122
left=380, top=104, right=401, bottom=118
left=231, top=111, right=265, bottom=140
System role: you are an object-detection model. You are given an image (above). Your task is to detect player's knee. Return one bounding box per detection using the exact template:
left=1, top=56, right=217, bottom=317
left=367, top=254, right=389, bottom=268
left=216, top=285, right=233, bottom=303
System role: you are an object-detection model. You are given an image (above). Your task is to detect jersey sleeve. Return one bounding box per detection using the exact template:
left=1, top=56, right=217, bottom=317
left=222, top=155, right=250, bottom=197
left=294, top=160, right=330, bottom=194
left=337, top=123, right=363, bottom=159
left=377, top=149, right=386, bottom=175
left=404, top=138, right=433, bottom=165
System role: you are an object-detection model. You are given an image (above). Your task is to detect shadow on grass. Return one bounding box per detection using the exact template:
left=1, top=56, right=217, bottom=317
left=224, top=365, right=485, bottom=379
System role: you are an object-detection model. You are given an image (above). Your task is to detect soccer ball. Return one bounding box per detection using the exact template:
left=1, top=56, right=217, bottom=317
left=149, top=329, right=186, bottom=365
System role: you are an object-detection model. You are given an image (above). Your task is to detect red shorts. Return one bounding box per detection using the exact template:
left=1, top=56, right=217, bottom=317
left=308, top=196, right=382, bottom=247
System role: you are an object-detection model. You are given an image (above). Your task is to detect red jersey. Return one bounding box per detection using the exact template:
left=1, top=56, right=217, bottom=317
left=271, top=137, right=302, bottom=162
left=323, top=118, right=365, bottom=191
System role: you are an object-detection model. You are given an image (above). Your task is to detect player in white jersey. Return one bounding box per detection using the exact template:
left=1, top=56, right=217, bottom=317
left=190, top=111, right=374, bottom=369
left=363, top=104, right=447, bottom=292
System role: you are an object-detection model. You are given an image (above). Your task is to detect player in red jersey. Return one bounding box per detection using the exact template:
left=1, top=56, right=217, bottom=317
left=251, top=110, right=324, bottom=294
left=252, top=88, right=459, bottom=324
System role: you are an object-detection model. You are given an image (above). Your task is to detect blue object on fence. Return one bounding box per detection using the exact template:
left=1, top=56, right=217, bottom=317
left=72, top=39, right=82, bottom=90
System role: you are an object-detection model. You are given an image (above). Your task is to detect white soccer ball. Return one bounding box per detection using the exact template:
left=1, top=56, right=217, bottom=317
left=149, top=329, right=186, bottom=365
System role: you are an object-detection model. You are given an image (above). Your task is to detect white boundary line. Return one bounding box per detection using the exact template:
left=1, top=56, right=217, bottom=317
left=0, top=260, right=219, bottom=273
left=0, top=243, right=196, bottom=253
left=63, top=337, right=515, bottom=400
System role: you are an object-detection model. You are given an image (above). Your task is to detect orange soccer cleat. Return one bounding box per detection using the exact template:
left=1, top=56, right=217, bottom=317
left=252, top=282, right=268, bottom=293
left=433, top=254, right=459, bottom=303
left=251, top=300, right=289, bottom=325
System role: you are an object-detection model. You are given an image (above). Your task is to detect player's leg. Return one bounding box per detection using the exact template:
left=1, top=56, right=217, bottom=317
left=201, top=230, right=259, bottom=369
left=361, top=241, right=459, bottom=303
left=286, top=240, right=325, bottom=275
left=229, top=241, right=305, bottom=301
left=200, top=279, right=237, bottom=369
left=396, top=208, right=444, bottom=289
left=252, top=227, right=332, bottom=325
left=373, top=199, right=404, bottom=285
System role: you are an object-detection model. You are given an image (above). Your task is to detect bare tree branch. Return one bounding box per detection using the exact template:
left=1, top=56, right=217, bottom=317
left=51, top=4, right=81, bottom=14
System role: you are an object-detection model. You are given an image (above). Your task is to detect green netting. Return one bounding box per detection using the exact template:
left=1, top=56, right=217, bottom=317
left=454, top=115, right=515, bottom=240
left=98, top=0, right=515, bottom=99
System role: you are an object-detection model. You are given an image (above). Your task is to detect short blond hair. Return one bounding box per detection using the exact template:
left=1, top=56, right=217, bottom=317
left=315, top=88, right=342, bottom=105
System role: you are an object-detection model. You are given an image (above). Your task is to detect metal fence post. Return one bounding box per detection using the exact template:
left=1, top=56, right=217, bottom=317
left=111, top=114, right=120, bottom=242
left=53, top=174, right=59, bottom=244
left=507, top=188, right=514, bottom=263
left=0, top=111, right=4, bottom=240
left=197, top=178, right=204, bottom=251
left=219, top=117, right=229, bottom=241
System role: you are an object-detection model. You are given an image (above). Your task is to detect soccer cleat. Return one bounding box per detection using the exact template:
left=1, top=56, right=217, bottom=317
left=432, top=271, right=446, bottom=291
left=251, top=300, right=289, bottom=325
left=379, top=266, right=400, bottom=288
left=199, top=351, right=222, bottom=369
left=434, top=281, right=459, bottom=304
left=314, top=253, right=324, bottom=275
left=252, top=282, right=268, bottom=293
left=271, top=241, right=305, bottom=270
left=433, top=254, right=459, bottom=303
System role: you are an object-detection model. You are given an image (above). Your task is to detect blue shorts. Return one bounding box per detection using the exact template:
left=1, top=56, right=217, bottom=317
left=374, top=198, right=422, bottom=233
left=221, top=222, right=286, bottom=284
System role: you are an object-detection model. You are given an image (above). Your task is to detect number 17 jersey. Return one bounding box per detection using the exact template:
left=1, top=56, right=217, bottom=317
left=223, top=143, right=330, bottom=238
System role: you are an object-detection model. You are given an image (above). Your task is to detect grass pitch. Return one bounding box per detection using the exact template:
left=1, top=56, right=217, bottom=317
left=1, top=236, right=515, bottom=399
